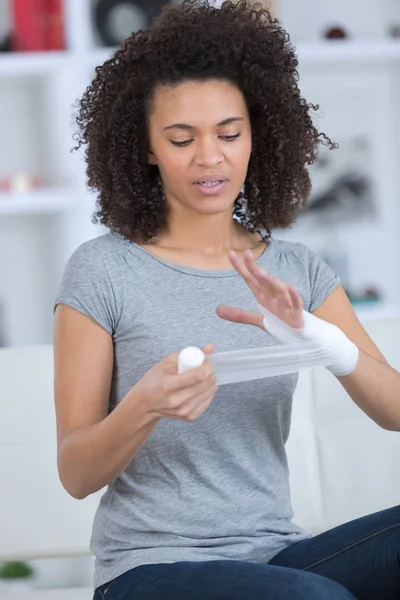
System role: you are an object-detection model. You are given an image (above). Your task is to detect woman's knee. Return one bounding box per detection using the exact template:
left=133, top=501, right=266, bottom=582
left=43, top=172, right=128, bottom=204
left=294, top=571, right=355, bottom=600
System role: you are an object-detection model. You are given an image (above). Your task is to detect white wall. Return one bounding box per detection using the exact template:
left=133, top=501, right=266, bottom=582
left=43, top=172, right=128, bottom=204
left=275, top=66, right=400, bottom=305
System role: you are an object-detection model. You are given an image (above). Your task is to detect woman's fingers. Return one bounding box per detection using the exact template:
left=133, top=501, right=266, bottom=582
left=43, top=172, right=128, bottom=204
left=216, top=305, right=264, bottom=328
left=259, top=272, right=293, bottom=308
left=241, top=249, right=293, bottom=307
left=224, top=248, right=305, bottom=331
left=227, top=248, right=305, bottom=328
left=288, top=285, right=304, bottom=311
left=242, top=249, right=272, bottom=286
left=229, top=250, right=260, bottom=292
left=233, top=249, right=288, bottom=298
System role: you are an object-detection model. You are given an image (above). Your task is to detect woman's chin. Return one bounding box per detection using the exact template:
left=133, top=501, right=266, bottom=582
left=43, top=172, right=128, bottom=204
left=187, top=191, right=238, bottom=214
left=193, top=200, right=234, bottom=215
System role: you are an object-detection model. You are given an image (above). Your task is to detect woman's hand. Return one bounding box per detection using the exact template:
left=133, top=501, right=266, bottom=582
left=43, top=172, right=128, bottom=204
left=135, top=344, right=218, bottom=422
left=216, top=249, right=304, bottom=330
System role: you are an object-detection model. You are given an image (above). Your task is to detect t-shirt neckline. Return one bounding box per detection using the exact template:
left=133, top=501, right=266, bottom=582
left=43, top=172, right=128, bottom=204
left=123, top=235, right=273, bottom=278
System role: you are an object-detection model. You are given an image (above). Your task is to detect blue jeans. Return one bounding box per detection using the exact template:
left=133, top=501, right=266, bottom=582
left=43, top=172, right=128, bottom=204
left=94, top=505, right=400, bottom=599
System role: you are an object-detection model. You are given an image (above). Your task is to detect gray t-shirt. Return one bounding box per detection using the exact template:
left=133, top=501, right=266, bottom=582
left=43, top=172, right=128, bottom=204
left=55, top=231, right=339, bottom=589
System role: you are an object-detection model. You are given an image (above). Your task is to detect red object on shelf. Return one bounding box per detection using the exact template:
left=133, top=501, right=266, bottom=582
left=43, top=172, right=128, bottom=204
left=11, top=0, right=65, bottom=52
left=0, top=174, right=42, bottom=192
left=45, top=0, right=65, bottom=50
left=12, top=0, right=47, bottom=51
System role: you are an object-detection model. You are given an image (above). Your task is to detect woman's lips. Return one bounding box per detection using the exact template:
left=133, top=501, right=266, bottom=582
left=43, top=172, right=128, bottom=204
left=193, top=180, right=228, bottom=196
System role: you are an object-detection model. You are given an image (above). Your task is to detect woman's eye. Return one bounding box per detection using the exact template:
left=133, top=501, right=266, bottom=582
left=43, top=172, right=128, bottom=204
left=170, top=133, right=241, bottom=147
left=220, top=133, right=241, bottom=141
left=170, top=139, right=193, bottom=147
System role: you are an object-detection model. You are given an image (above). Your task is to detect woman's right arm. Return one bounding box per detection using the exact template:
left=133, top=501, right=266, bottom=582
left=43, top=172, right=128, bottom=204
left=54, top=305, right=217, bottom=500
left=54, top=304, right=161, bottom=500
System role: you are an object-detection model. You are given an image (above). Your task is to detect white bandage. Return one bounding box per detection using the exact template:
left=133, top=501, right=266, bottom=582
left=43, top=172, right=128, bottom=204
left=177, top=307, right=359, bottom=385
left=258, top=304, right=359, bottom=377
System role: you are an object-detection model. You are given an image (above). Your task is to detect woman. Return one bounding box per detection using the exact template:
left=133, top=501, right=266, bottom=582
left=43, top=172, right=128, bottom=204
left=54, top=1, right=400, bottom=598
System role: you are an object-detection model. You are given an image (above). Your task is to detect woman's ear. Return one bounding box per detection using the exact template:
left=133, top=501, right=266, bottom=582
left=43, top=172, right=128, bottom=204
left=148, top=149, right=158, bottom=165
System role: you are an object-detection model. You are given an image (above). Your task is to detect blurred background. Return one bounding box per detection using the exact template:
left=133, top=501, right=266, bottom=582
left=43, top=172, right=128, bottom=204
left=0, top=0, right=400, bottom=594
left=1, top=0, right=400, bottom=350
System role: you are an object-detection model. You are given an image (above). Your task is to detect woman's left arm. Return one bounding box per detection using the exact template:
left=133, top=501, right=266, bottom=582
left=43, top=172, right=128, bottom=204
left=313, top=285, right=400, bottom=432
left=217, top=249, right=400, bottom=432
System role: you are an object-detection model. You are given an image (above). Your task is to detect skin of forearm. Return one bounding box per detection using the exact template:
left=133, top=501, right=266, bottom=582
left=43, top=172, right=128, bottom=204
left=338, top=349, right=400, bottom=431
left=58, top=389, right=160, bottom=499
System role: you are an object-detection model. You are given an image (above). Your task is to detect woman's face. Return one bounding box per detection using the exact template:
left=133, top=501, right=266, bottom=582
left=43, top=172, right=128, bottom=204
left=147, top=79, right=252, bottom=218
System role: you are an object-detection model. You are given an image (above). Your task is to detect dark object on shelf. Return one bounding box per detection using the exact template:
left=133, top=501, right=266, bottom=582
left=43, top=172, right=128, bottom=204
left=324, top=26, right=348, bottom=40
left=304, top=171, right=373, bottom=223
left=301, top=136, right=375, bottom=226
left=0, top=33, right=12, bottom=52
left=364, top=287, right=380, bottom=300
left=94, top=0, right=170, bottom=47
left=389, top=25, right=400, bottom=38
left=349, top=287, right=381, bottom=306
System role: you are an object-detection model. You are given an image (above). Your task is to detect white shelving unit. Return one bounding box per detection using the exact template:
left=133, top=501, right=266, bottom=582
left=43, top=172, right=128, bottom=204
left=297, top=39, right=400, bottom=64
left=2, top=38, right=400, bottom=80
left=0, top=188, right=79, bottom=215
left=0, top=51, right=69, bottom=77
left=1, top=0, right=400, bottom=348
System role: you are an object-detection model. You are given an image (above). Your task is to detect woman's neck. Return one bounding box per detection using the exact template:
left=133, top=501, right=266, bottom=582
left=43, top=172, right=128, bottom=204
left=139, top=218, right=266, bottom=272
left=154, top=216, right=257, bottom=257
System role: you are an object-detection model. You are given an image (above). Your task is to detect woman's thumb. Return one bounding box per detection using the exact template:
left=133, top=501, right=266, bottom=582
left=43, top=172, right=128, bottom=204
left=202, top=343, right=215, bottom=355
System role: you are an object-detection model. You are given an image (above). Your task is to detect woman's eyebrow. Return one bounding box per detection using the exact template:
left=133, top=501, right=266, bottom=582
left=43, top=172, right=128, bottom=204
left=163, top=116, right=244, bottom=132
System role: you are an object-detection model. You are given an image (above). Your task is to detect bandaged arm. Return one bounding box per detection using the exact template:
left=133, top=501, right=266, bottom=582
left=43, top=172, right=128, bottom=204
left=178, top=306, right=359, bottom=382
left=258, top=304, right=359, bottom=377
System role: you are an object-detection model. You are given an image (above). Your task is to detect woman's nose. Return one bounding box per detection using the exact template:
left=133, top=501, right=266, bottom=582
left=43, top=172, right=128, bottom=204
left=194, top=138, right=224, bottom=167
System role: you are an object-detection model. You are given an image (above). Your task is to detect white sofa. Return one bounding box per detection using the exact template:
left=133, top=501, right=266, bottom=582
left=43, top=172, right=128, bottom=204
left=1, top=313, right=399, bottom=599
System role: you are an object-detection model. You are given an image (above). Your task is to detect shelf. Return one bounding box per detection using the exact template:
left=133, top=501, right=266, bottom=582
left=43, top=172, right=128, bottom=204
left=0, top=48, right=118, bottom=78
left=1, top=40, right=400, bottom=78
left=0, top=188, right=78, bottom=215
left=89, top=40, right=400, bottom=70
left=0, top=51, right=70, bottom=77
left=296, top=39, right=400, bottom=65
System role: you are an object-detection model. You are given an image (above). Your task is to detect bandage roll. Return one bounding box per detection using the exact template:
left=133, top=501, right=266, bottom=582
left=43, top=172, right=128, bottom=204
left=178, top=346, right=205, bottom=374
left=178, top=340, right=345, bottom=385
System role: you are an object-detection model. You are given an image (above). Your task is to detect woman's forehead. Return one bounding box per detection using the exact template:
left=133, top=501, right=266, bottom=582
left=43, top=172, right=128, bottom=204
left=150, top=80, right=248, bottom=125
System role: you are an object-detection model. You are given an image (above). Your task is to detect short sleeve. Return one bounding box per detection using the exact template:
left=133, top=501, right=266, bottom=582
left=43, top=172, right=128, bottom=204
left=54, top=241, right=118, bottom=335
left=307, top=247, right=341, bottom=313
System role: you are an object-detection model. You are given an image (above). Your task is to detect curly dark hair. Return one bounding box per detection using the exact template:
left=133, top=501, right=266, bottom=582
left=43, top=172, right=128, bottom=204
left=74, top=0, right=336, bottom=243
